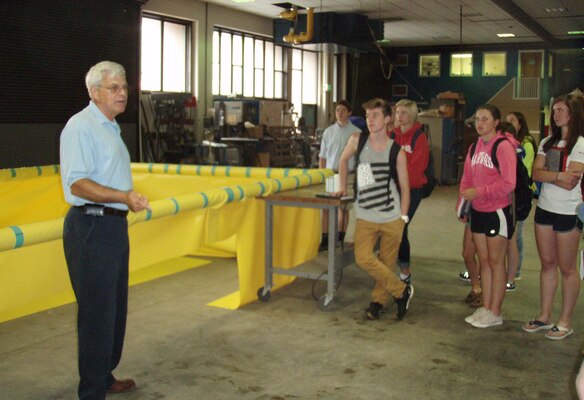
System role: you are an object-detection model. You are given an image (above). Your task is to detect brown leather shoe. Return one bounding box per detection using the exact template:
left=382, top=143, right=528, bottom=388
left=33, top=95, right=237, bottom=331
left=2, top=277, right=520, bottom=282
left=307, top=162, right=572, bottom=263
left=107, top=379, right=136, bottom=394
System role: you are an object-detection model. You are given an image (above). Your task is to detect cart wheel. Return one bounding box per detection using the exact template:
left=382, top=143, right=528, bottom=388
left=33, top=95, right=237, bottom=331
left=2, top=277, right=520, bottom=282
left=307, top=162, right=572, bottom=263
left=318, top=295, right=336, bottom=311
left=257, top=287, right=271, bottom=302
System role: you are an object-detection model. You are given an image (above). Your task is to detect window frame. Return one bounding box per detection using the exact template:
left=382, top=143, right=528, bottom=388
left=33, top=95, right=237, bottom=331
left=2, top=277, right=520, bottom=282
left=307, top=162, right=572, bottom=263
left=418, top=54, right=440, bottom=77
left=141, top=13, right=191, bottom=92
left=482, top=51, right=507, bottom=77
left=212, top=27, right=286, bottom=100
left=450, top=52, right=473, bottom=77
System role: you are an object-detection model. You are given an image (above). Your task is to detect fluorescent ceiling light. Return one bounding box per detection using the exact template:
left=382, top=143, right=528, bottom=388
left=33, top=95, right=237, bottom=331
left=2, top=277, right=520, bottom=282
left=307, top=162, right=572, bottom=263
left=567, top=31, right=584, bottom=35
left=231, top=0, right=254, bottom=3
left=497, top=33, right=516, bottom=38
left=452, top=53, right=472, bottom=58
left=545, top=7, right=567, bottom=13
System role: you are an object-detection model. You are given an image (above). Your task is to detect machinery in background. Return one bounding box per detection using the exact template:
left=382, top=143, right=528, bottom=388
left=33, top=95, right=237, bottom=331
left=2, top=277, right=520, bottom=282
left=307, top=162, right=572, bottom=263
left=140, top=92, right=196, bottom=163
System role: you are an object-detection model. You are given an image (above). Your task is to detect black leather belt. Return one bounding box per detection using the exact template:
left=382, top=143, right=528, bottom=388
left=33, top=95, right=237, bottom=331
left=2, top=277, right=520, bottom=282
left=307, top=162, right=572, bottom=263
left=74, top=204, right=129, bottom=217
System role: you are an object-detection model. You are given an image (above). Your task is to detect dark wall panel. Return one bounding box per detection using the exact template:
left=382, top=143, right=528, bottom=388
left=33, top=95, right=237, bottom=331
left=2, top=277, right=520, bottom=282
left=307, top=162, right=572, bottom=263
left=0, top=0, right=142, bottom=168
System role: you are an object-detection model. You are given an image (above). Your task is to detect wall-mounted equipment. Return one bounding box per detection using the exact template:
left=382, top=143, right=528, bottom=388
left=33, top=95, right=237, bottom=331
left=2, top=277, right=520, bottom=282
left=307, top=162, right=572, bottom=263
left=274, top=12, right=383, bottom=54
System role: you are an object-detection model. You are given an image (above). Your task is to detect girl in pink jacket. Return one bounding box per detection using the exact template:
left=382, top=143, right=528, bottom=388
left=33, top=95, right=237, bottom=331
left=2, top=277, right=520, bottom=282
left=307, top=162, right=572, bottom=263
left=458, top=104, right=517, bottom=329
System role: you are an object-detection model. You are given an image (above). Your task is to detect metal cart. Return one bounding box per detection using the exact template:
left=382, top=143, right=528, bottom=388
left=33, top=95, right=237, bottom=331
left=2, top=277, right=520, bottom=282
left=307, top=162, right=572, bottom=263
left=257, top=187, right=354, bottom=310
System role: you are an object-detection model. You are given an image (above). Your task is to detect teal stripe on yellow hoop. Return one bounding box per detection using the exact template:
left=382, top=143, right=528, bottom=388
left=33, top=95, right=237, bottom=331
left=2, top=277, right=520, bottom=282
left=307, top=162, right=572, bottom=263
left=293, top=176, right=300, bottom=188
left=176, top=165, right=182, bottom=174
left=274, top=179, right=282, bottom=193
left=236, top=185, right=244, bottom=200
left=284, top=169, right=290, bottom=177
left=163, top=164, right=169, bottom=173
left=196, top=165, right=202, bottom=175
left=303, top=172, right=312, bottom=185
left=226, top=166, right=231, bottom=177
left=224, top=188, right=235, bottom=203
left=317, top=171, right=325, bottom=182
left=258, top=182, right=266, bottom=195
left=245, top=167, right=251, bottom=177
left=267, top=168, right=272, bottom=178
left=200, top=192, right=209, bottom=208
left=10, top=169, right=16, bottom=178
left=145, top=209, right=152, bottom=221
left=9, top=226, right=24, bottom=249
left=148, top=163, right=153, bottom=173
left=36, top=166, right=42, bottom=175
left=170, top=198, right=180, bottom=214
left=211, top=165, right=217, bottom=175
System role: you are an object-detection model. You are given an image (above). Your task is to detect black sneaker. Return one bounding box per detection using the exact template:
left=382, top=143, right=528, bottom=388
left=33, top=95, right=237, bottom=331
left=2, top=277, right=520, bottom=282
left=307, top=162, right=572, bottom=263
left=366, top=302, right=383, bottom=320
left=395, top=284, right=414, bottom=320
left=318, top=234, right=328, bottom=252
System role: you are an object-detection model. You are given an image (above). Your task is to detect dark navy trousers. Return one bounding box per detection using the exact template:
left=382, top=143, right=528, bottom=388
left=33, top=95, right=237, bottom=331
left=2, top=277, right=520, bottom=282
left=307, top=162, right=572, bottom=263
left=398, top=188, right=423, bottom=267
left=63, top=207, right=129, bottom=400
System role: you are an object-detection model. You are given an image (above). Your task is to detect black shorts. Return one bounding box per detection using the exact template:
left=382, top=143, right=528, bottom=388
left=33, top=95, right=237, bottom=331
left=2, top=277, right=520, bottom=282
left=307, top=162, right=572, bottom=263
left=534, top=207, right=583, bottom=232
left=470, top=206, right=515, bottom=239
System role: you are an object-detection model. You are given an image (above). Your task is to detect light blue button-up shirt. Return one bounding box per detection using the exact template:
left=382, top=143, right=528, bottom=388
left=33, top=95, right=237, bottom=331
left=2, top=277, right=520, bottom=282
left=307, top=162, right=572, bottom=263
left=60, top=101, right=132, bottom=210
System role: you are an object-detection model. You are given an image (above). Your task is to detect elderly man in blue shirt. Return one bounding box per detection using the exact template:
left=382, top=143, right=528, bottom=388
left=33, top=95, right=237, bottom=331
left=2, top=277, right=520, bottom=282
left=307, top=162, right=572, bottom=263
left=60, top=61, right=150, bottom=400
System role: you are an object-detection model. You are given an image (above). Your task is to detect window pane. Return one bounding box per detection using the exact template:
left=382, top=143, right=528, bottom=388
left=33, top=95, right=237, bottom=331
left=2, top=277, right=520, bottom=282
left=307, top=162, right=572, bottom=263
left=212, top=31, right=220, bottom=63
left=255, top=69, right=264, bottom=97
left=232, top=35, right=242, bottom=66
left=141, top=18, right=162, bottom=91
left=483, top=52, right=506, bottom=76
left=255, top=40, right=264, bottom=68
left=233, top=66, right=242, bottom=95
left=292, top=49, right=302, bottom=69
left=275, top=72, right=283, bottom=99
left=220, top=32, right=232, bottom=95
left=302, top=51, right=317, bottom=104
left=419, top=54, right=440, bottom=77
left=291, top=69, right=302, bottom=115
left=275, top=45, right=283, bottom=71
left=212, top=63, right=219, bottom=95
left=264, top=42, right=274, bottom=99
left=162, top=21, right=186, bottom=92
left=243, top=37, right=254, bottom=97
left=451, top=53, right=473, bottom=76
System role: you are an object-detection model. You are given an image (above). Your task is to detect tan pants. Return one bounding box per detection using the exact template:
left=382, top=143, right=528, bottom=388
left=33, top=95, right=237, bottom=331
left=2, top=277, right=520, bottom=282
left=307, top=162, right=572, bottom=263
left=354, top=218, right=406, bottom=306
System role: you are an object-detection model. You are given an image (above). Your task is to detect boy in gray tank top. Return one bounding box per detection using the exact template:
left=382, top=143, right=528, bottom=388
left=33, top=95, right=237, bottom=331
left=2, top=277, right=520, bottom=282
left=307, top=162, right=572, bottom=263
left=333, top=98, right=414, bottom=320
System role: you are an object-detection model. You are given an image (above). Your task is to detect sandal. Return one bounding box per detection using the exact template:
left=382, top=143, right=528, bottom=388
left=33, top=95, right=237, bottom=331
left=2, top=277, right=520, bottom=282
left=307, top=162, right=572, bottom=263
left=545, top=325, right=574, bottom=341
left=522, top=319, right=554, bottom=333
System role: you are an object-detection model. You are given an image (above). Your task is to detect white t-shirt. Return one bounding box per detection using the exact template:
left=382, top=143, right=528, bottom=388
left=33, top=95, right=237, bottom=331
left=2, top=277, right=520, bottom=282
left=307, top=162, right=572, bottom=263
left=537, top=135, right=584, bottom=215
left=319, top=121, right=361, bottom=171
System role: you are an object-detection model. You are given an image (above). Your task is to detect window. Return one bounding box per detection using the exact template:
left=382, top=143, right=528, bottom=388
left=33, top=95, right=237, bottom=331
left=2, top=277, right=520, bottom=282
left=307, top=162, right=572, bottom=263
left=212, top=28, right=286, bottom=100
left=451, top=53, right=473, bottom=77
left=141, top=14, right=191, bottom=92
left=483, top=52, right=506, bottom=76
left=419, top=54, right=440, bottom=77
left=290, top=48, right=318, bottom=117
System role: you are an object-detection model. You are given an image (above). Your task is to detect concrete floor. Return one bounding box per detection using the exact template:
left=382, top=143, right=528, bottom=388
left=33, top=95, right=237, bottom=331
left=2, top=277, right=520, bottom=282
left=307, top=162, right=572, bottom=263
left=1, top=185, right=583, bottom=400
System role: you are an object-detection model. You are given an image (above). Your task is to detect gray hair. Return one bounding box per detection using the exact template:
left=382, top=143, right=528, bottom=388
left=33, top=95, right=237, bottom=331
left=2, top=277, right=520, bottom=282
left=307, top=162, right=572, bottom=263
left=85, top=61, right=126, bottom=96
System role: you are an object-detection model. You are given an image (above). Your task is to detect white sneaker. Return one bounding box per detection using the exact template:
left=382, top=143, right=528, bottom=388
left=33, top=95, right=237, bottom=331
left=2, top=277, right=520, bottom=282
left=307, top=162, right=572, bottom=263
left=471, top=309, right=503, bottom=328
left=465, top=307, right=487, bottom=324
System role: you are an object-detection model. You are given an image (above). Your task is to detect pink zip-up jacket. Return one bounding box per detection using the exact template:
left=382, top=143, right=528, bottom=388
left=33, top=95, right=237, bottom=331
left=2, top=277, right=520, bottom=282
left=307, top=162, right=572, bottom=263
left=459, top=131, right=518, bottom=212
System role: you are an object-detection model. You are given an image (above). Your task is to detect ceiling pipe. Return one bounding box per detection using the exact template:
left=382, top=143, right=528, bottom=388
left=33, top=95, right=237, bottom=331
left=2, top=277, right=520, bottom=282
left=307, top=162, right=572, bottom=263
left=282, top=7, right=314, bottom=44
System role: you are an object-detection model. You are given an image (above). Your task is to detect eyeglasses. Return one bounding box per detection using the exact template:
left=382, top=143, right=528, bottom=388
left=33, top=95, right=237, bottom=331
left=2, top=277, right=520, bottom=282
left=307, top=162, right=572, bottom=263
left=98, top=84, right=130, bottom=95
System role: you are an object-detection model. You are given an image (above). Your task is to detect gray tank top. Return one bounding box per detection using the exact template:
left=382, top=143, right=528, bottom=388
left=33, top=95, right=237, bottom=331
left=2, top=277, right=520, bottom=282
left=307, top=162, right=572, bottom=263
left=355, top=138, right=401, bottom=223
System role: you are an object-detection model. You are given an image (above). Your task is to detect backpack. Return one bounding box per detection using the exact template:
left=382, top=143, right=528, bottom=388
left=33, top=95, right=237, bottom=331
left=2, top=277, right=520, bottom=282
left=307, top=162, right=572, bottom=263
left=389, top=129, right=436, bottom=198
left=354, top=132, right=401, bottom=205
left=470, top=137, right=533, bottom=222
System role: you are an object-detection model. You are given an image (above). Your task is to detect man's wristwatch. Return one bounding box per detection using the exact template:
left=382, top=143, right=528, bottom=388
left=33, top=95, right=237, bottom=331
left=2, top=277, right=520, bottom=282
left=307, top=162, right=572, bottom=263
left=401, top=215, right=410, bottom=224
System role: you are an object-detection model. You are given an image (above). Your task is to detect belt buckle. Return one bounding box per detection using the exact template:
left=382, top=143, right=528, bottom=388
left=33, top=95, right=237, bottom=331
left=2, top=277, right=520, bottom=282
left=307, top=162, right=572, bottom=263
left=83, top=204, right=105, bottom=217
